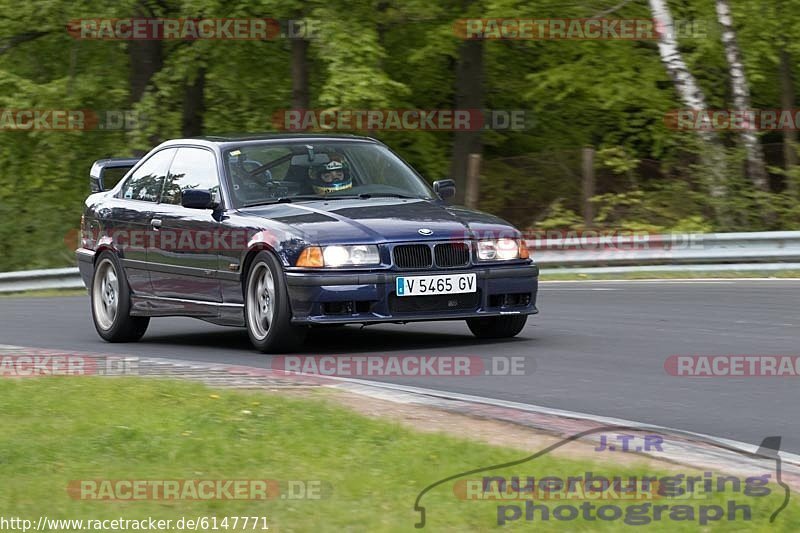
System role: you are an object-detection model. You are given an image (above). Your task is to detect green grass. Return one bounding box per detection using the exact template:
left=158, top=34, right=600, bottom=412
left=540, top=270, right=800, bottom=281
left=0, top=379, right=797, bottom=532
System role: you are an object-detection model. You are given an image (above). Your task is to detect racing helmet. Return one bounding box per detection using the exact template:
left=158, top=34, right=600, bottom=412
left=308, top=156, right=352, bottom=194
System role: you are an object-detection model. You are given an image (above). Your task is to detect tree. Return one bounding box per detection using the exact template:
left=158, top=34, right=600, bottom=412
left=181, top=66, right=205, bottom=136
left=449, top=36, right=484, bottom=205
left=715, top=0, right=769, bottom=191
left=779, top=48, right=797, bottom=178
left=648, top=0, right=728, bottom=201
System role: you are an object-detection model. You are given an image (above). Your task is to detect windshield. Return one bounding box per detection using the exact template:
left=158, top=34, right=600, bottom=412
left=224, top=141, right=436, bottom=207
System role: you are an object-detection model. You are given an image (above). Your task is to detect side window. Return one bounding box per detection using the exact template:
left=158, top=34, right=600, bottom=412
left=161, top=148, right=220, bottom=205
left=119, top=149, right=175, bottom=202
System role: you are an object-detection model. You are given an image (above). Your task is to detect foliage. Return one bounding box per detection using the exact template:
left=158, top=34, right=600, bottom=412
left=0, top=0, right=798, bottom=269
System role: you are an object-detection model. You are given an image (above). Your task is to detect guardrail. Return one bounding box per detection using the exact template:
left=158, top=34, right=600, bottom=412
left=0, top=267, right=84, bottom=293
left=529, top=230, right=800, bottom=267
left=2, top=231, right=800, bottom=292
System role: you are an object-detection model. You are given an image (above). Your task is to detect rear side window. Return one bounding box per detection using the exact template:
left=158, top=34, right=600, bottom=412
left=161, top=147, right=220, bottom=205
left=119, top=149, right=176, bottom=202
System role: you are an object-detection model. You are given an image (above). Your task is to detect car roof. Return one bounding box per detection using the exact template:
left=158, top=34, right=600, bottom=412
left=158, top=133, right=381, bottom=151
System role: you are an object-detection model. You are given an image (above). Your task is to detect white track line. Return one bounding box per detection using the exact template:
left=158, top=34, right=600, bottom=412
left=325, top=377, right=800, bottom=465
left=4, top=343, right=798, bottom=465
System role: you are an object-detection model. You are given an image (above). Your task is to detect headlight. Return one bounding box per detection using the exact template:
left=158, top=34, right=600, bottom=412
left=322, top=245, right=350, bottom=266
left=476, top=239, right=529, bottom=261
left=297, top=245, right=380, bottom=267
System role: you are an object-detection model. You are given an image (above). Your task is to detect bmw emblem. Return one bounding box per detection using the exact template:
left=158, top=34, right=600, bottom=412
left=418, top=228, right=433, bottom=236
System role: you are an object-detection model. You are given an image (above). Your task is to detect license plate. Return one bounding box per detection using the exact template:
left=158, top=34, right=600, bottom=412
left=395, top=273, right=476, bottom=297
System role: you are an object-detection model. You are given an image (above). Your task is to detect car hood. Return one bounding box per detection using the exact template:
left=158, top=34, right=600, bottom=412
left=238, top=198, right=520, bottom=244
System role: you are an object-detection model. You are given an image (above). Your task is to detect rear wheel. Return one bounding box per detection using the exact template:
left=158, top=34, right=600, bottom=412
left=91, top=251, right=149, bottom=342
left=244, top=251, right=307, bottom=353
left=466, top=315, right=527, bottom=339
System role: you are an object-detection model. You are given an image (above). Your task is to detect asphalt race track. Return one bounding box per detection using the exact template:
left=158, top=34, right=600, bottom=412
left=2, top=280, right=798, bottom=452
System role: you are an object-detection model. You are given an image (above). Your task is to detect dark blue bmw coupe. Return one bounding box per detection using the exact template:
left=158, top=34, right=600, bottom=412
left=77, top=134, right=539, bottom=352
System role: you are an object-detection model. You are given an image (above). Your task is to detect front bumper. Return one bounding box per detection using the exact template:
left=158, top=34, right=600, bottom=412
left=284, top=263, right=539, bottom=325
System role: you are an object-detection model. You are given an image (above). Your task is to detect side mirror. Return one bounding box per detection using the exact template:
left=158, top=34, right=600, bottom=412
left=433, top=179, right=456, bottom=201
left=181, top=189, right=215, bottom=209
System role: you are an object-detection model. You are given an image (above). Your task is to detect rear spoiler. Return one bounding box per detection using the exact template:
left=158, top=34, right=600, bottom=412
left=90, top=158, right=140, bottom=192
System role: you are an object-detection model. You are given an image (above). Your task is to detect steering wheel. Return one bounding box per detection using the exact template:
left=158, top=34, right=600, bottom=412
left=240, top=159, right=273, bottom=184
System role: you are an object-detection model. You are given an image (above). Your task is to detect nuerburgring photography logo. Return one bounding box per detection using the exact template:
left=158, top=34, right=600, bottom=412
left=413, top=425, right=790, bottom=528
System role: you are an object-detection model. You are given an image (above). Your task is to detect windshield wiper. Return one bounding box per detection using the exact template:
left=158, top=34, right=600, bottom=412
left=242, top=195, right=326, bottom=207
left=242, top=193, right=424, bottom=207
left=355, top=193, right=422, bottom=199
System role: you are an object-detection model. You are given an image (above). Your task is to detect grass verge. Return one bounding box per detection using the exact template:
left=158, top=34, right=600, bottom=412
left=540, top=270, right=800, bottom=281
left=0, top=378, right=796, bottom=531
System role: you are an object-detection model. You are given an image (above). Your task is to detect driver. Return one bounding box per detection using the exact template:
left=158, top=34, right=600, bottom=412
left=308, top=154, right=352, bottom=194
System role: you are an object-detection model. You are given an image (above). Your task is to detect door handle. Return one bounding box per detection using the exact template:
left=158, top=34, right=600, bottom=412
left=151, top=218, right=162, bottom=230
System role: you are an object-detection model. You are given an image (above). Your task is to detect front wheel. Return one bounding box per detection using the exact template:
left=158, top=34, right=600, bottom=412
left=244, top=251, right=307, bottom=353
left=466, top=315, right=527, bottom=339
left=91, top=251, right=149, bottom=342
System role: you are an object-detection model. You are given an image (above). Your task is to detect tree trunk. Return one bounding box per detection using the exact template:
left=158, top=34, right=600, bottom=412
left=465, top=153, right=481, bottom=208
left=649, top=0, right=711, bottom=111
left=779, top=48, right=798, bottom=193
left=181, top=67, right=205, bottom=137
left=127, top=0, right=164, bottom=106
left=127, top=4, right=163, bottom=153
left=128, top=39, right=162, bottom=104
left=648, top=0, right=728, bottom=217
left=582, top=146, right=596, bottom=227
left=715, top=0, right=769, bottom=191
left=291, top=38, right=310, bottom=112
left=449, top=38, right=483, bottom=205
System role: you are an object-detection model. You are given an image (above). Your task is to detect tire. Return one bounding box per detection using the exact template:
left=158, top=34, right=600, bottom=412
left=466, top=315, right=528, bottom=339
left=91, top=251, right=150, bottom=342
left=244, top=251, right=307, bottom=353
